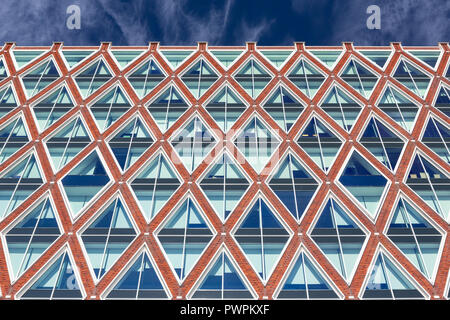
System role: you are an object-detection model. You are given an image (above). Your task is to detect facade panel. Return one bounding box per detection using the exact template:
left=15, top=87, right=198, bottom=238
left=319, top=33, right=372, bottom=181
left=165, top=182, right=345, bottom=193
left=0, top=42, right=448, bottom=300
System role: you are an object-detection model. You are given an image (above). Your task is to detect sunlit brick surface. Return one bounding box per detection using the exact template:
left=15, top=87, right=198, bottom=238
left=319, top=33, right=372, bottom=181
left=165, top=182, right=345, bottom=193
left=0, top=42, right=449, bottom=300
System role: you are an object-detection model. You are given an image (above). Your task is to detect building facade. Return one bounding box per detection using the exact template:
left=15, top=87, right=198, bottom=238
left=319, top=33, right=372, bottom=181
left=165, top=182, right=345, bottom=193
left=0, top=41, right=448, bottom=300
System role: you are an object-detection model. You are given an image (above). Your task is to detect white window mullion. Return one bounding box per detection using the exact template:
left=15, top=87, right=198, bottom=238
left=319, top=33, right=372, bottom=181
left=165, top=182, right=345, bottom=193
left=0, top=117, right=21, bottom=158
left=135, top=252, right=146, bottom=299
left=31, top=59, right=52, bottom=97
left=86, top=60, right=101, bottom=98
left=103, top=86, right=119, bottom=131
left=329, top=198, right=348, bottom=280
left=379, top=253, right=395, bottom=300
left=287, top=154, right=300, bottom=221
left=180, top=199, right=190, bottom=280
left=334, top=86, right=348, bottom=130
left=149, top=154, right=162, bottom=220
left=123, top=117, right=139, bottom=171
left=301, top=59, right=311, bottom=98
left=280, top=87, right=288, bottom=132
left=50, top=251, right=67, bottom=300
left=56, top=117, right=80, bottom=171
left=387, top=86, right=408, bottom=131
left=372, top=118, right=393, bottom=171
left=258, top=198, right=266, bottom=281
left=430, top=117, right=450, bottom=158
left=3, top=154, right=33, bottom=219
left=44, top=86, right=64, bottom=130
left=416, top=154, right=444, bottom=216
left=222, top=155, right=227, bottom=221
left=221, top=252, right=225, bottom=300
left=300, top=252, right=310, bottom=300
left=140, top=60, right=153, bottom=98
left=399, top=197, right=430, bottom=278
left=97, top=197, right=119, bottom=279
left=16, top=197, right=49, bottom=277
left=163, top=86, right=173, bottom=132
left=312, top=117, right=326, bottom=171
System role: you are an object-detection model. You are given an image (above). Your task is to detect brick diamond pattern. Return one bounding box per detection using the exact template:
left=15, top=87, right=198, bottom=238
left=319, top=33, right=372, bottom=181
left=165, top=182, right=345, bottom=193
left=0, top=41, right=448, bottom=300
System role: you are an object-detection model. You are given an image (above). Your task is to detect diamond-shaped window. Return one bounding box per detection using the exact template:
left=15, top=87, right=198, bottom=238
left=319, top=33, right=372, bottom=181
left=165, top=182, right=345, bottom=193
left=74, top=59, right=113, bottom=99
left=147, top=85, right=189, bottom=132
left=377, top=85, right=420, bottom=132
left=89, top=85, right=131, bottom=132
left=359, top=116, right=405, bottom=171
left=105, top=250, right=168, bottom=299
left=0, top=152, right=43, bottom=220
left=199, top=153, right=250, bottom=221
left=233, top=196, right=290, bottom=282
left=405, top=153, right=449, bottom=220
left=108, top=116, right=154, bottom=171
left=111, top=50, right=144, bottom=69
left=233, top=115, right=280, bottom=173
left=210, top=50, right=243, bottom=69
left=171, top=116, right=217, bottom=172
left=320, top=86, right=362, bottom=132
left=387, top=196, right=443, bottom=280
left=19, top=249, right=83, bottom=300
left=234, top=58, right=272, bottom=99
left=263, top=86, right=304, bottom=132
left=191, top=249, right=254, bottom=299
left=277, top=249, right=340, bottom=299
left=127, top=58, right=165, bottom=98
left=435, top=86, right=450, bottom=118
left=362, top=250, right=425, bottom=299
left=130, top=152, right=181, bottom=222
left=393, top=59, right=431, bottom=98
left=22, top=58, right=60, bottom=98
left=0, top=116, right=29, bottom=164
left=310, top=197, right=367, bottom=282
left=156, top=197, right=214, bottom=282
left=359, top=50, right=392, bottom=69
left=287, top=58, right=325, bottom=99
left=205, top=85, right=246, bottom=133
left=181, top=59, right=219, bottom=99
left=421, top=116, right=449, bottom=164
left=338, top=151, right=388, bottom=218
left=61, top=150, right=110, bottom=216
left=309, top=50, right=342, bottom=69
left=297, top=116, right=342, bottom=172
left=62, top=50, right=95, bottom=69
left=45, top=116, right=91, bottom=172
left=268, top=153, right=319, bottom=221
left=340, top=58, right=378, bottom=99
left=32, top=85, right=75, bottom=131
left=80, top=196, right=137, bottom=281
left=0, top=85, right=18, bottom=119
left=5, top=196, right=62, bottom=280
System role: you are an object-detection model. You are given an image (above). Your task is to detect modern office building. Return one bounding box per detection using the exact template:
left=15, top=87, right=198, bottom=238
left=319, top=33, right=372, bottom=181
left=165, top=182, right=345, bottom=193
left=0, top=41, right=448, bottom=300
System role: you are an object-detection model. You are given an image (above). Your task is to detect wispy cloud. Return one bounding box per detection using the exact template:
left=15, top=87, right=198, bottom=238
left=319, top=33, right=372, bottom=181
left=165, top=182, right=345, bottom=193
left=236, top=19, right=275, bottom=43
left=150, top=0, right=245, bottom=44
left=0, top=0, right=447, bottom=46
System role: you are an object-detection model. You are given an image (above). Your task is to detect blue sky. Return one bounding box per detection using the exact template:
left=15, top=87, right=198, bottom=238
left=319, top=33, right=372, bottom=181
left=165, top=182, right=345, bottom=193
left=0, top=0, right=448, bottom=46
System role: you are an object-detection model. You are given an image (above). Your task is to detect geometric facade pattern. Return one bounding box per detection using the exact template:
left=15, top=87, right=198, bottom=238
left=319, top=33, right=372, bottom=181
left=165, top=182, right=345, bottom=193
left=0, top=41, right=448, bottom=300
